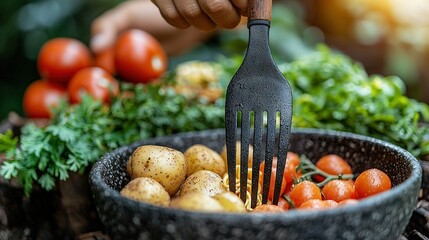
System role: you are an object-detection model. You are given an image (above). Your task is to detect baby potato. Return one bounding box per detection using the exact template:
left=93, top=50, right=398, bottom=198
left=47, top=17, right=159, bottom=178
left=212, top=191, right=247, bottom=213
left=184, top=144, right=226, bottom=177
left=179, top=170, right=226, bottom=197
left=120, top=177, right=170, bottom=207
left=220, top=141, right=254, bottom=167
left=170, top=192, right=224, bottom=212
left=127, top=145, right=187, bottom=196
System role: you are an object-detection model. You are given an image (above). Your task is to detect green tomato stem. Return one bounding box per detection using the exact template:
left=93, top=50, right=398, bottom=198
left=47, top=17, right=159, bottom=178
left=297, top=155, right=356, bottom=188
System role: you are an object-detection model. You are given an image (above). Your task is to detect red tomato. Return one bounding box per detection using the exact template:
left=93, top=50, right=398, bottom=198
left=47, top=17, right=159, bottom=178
left=322, top=179, right=356, bottom=202
left=277, top=197, right=290, bottom=210
left=283, top=182, right=293, bottom=197
left=23, top=80, right=67, bottom=118
left=260, top=152, right=301, bottom=186
left=283, top=153, right=301, bottom=184
left=299, top=199, right=338, bottom=210
left=252, top=204, right=285, bottom=213
left=287, top=152, right=300, bottom=167
left=290, top=180, right=322, bottom=207
left=314, top=154, right=353, bottom=182
left=259, top=159, right=287, bottom=202
left=68, top=67, right=119, bottom=104
left=95, top=47, right=116, bottom=75
left=37, top=38, right=92, bottom=85
left=115, top=29, right=167, bottom=84
left=354, top=168, right=391, bottom=199
left=324, top=199, right=339, bottom=208
left=338, top=199, right=359, bottom=207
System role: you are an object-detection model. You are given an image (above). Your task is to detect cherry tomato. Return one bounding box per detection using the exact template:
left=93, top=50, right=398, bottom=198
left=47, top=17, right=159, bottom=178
left=260, top=152, right=301, bottom=186
left=354, top=168, right=391, bottom=199
left=115, top=29, right=167, bottom=84
left=324, top=199, right=339, bottom=208
left=283, top=182, right=293, bottom=197
left=284, top=155, right=301, bottom=184
left=259, top=158, right=287, bottom=202
left=299, top=199, right=338, bottom=210
left=23, top=80, right=67, bottom=118
left=95, top=47, right=116, bottom=75
left=68, top=67, right=119, bottom=104
left=287, top=152, right=300, bottom=167
left=338, top=199, right=359, bottom=207
left=37, top=38, right=92, bottom=85
left=277, top=196, right=290, bottom=210
left=314, top=154, right=353, bottom=182
left=252, top=204, right=285, bottom=213
left=290, top=180, right=322, bottom=207
left=322, top=179, right=356, bottom=202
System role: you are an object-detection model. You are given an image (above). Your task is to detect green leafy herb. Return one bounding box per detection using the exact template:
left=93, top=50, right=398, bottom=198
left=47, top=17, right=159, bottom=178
left=2, top=47, right=429, bottom=195
left=0, top=82, right=225, bottom=195
left=280, top=46, right=429, bottom=157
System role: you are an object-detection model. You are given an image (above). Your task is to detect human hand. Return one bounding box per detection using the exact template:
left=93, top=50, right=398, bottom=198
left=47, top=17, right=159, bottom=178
left=151, top=0, right=248, bottom=31
left=91, top=0, right=216, bottom=55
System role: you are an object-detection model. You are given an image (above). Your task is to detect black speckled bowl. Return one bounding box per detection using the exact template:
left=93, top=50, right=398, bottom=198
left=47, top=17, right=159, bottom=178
left=89, top=128, right=421, bottom=240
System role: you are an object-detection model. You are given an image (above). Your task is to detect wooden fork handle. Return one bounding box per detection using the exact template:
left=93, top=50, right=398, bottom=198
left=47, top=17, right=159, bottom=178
left=248, top=0, right=272, bottom=21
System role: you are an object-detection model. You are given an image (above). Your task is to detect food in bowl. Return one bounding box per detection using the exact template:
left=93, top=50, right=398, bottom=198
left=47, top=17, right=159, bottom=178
left=126, top=145, right=187, bottom=196
left=120, top=142, right=392, bottom=213
left=120, top=177, right=170, bottom=206
left=89, top=128, right=421, bottom=240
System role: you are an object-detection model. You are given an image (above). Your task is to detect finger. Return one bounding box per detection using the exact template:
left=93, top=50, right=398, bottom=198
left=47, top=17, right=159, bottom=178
left=90, top=9, right=129, bottom=53
left=91, top=17, right=118, bottom=53
left=151, top=0, right=190, bottom=29
left=231, top=0, right=248, bottom=16
left=197, top=0, right=241, bottom=29
left=173, top=0, right=216, bottom=31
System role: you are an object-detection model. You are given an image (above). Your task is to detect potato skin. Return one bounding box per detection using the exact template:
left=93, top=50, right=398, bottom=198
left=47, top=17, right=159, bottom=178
left=184, top=144, right=226, bottom=177
left=213, top=192, right=247, bottom=213
left=120, top=177, right=170, bottom=207
left=179, top=170, right=226, bottom=197
left=127, top=145, right=187, bottom=196
left=170, top=192, right=224, bottom=212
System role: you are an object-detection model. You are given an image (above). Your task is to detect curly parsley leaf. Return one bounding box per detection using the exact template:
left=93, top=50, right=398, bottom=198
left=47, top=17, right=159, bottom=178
left=281, top=46, right=429, bottom=157
left=0, top=82, right=225, bottom=195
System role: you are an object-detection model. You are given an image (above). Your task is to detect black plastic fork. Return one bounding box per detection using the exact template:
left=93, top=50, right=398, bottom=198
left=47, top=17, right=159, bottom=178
left=225, top=0, right=293, bottom=209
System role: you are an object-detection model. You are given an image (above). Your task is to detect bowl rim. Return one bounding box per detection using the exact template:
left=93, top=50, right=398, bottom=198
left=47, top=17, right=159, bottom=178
left=90, top=128, right=422, bottom=221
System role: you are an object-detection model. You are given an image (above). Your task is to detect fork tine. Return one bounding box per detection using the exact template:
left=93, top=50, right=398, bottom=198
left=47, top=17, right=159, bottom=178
left=240, top=110, right=251, bottom=203
left=226, top=110, right=237, bottom=194
left=272, top=111, right=291, bottom=204
left=250, top=111, right=264, bottom=208
left=261, top=110, right=277, bottom=204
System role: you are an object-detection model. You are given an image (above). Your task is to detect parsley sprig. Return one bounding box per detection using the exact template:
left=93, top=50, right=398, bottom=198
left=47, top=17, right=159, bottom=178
left=1, top=47, right=429, bottom=195
left=0, top=82, right=225, bottom=195
left=280, top=46, right=429, bottom=158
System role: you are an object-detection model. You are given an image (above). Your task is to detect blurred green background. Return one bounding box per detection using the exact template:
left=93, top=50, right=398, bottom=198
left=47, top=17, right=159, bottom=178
left=1, top=0, right=429, bottom=120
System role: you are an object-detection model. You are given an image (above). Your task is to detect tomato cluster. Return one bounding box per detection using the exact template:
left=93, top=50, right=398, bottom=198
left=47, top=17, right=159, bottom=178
left=23, top=29, right=168, bottom=119
left=256, top=153, right=392, bottom=212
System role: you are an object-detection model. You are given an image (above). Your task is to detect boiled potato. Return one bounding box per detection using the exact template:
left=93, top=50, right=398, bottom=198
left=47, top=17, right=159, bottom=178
left=170, top=192, right=224, bottom=212
left=220, top=142, right=254, bottom=167
left=127, top=145, right=187, bottom=196
left=212, top=192, right=247, bottom=213
left=184, top=144, right=226, bottom=177
left=179, top=170, right=226, bottom=197
left=120, top=177, right=170, bottom=207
